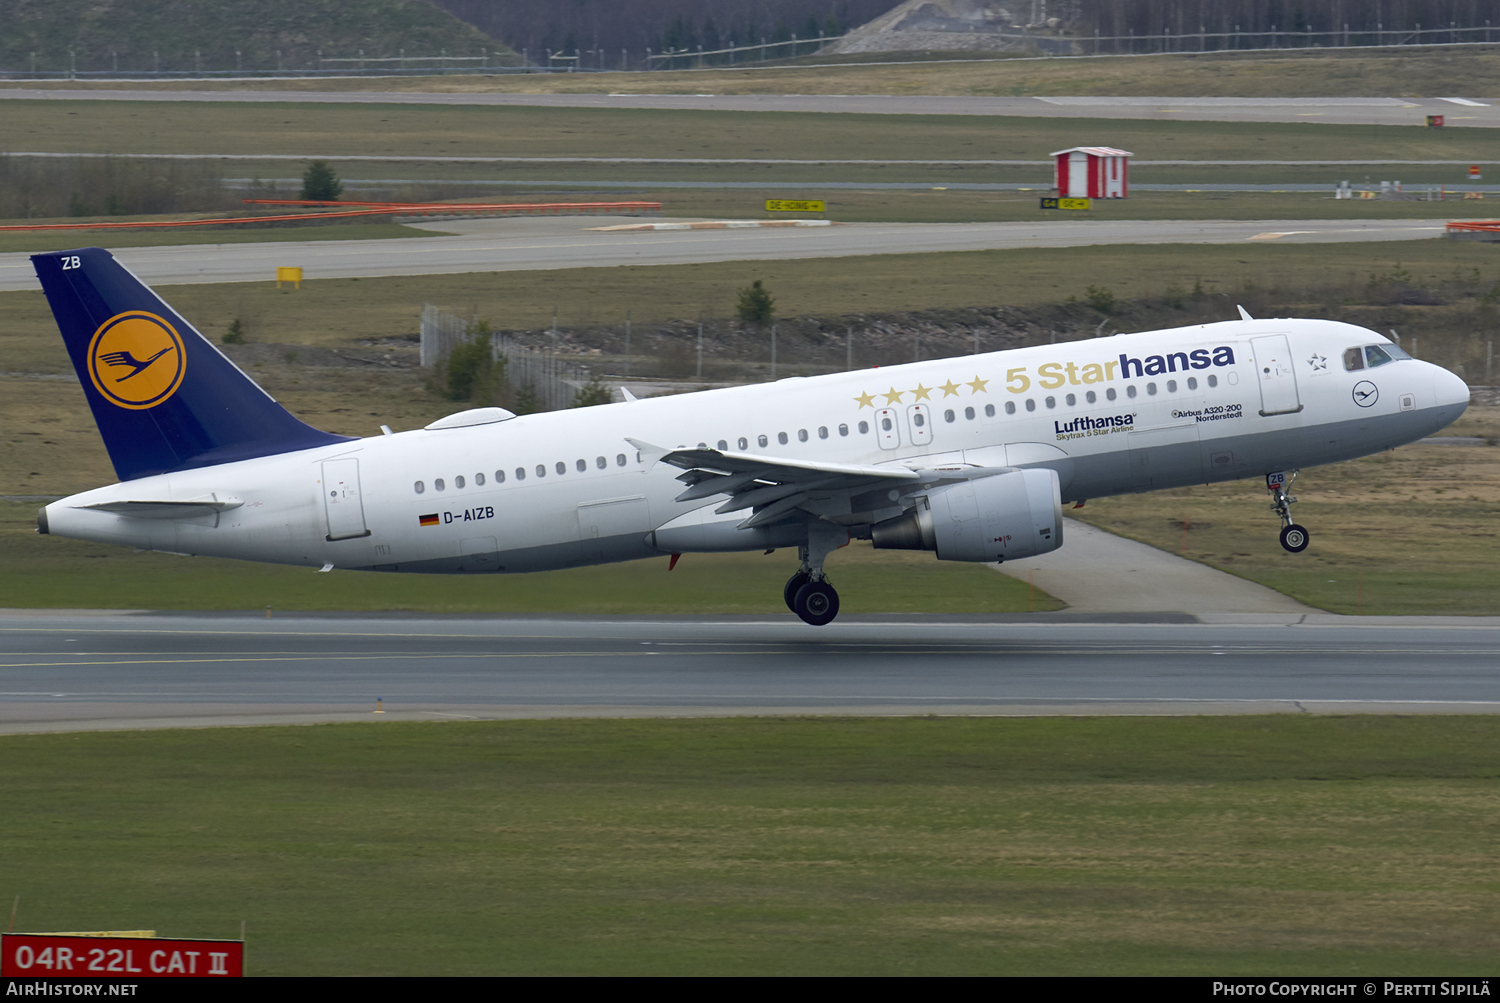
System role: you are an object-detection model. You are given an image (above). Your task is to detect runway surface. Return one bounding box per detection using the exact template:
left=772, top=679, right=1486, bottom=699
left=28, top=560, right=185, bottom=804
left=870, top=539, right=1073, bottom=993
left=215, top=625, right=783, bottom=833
left=2, top=611, right=1498, bottom=733
left=2, top=89, right=1496, bottom=127
left=0, top=216, right=1449, bottom=291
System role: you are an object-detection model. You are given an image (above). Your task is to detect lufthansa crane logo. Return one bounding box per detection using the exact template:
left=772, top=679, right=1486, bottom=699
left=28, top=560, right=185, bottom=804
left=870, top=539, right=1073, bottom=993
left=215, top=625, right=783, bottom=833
left=87, top=311, right=187, bottom=409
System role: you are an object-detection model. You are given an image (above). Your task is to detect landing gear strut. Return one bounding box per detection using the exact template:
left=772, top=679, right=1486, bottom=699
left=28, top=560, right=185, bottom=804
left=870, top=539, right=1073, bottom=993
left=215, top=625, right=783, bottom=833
left=785, top=523, right=846, bottom=626
left=1267, top=470, right=1310, bottom=553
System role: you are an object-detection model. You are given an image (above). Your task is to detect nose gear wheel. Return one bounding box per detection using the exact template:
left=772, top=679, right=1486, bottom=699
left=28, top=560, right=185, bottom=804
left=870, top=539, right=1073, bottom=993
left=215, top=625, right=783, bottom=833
left=1267, top=470, right=1310, bottom=554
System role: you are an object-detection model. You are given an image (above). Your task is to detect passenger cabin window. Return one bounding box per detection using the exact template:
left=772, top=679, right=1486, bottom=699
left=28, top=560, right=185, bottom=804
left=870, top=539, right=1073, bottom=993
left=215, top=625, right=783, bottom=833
left=1086, top=391, right=1096, bottom=403
left=984, top=404, right=995, bottom=417
left=1045, top=396, right=1056, bottom=409
left=1186, top=378, right=1197, bottom=390
left=717, top=440, right=728, bottom=450
left=576, top=459, right=587, bottom=472
left=1064, top=394, right=1075, bottom=407
left=1365, top=345, right=1395, bottom=368
left=476, top=473, right=485, bottom=486
left=1106, top=388, right=1117, bottom=400
left=857, top=421, right=869, bottom=434
left=944, top=409, right=955, bottom=423
left=778, top=432, right=789, bottom=445
left=1005, top=401, right=1016, bottom=415
left=838, top=424, right=848, bottom=436
left=556, top=462, right=567, bottom=475
left=1146, top=383, right=1157, bottom=396
left=535, top=465, right=545, bottom=478
left=435, top=478, right=446, bottom=491
left=1344, top=347, right=1365, bottom=371
left=1165, top=380, right=1176, bottom=393
left=515, top=468, right=526, bottom=481
left=738, top=437, right=749, bottom=449
left=495, top=470, right=506, bottom=483
left=616, top=454, right=627, bottom=467
left=1025, top=399, right=1036, bottom=412
left=455, top=475, right=465, bottom=488
left=1207, top=375, right=1218, bottom=388
left=596, top=456, right=607, bottom=469
left=1126, top=385, right=1138, bottom=398
left=965, top=407, right=975, bottom=420
left=414, top=481, right=425, bottom=494
left=797, top=429, right=808, bottom=442
left=818, top=426, right=828, bottom=439
left=758, top=435, right=769, bottom=447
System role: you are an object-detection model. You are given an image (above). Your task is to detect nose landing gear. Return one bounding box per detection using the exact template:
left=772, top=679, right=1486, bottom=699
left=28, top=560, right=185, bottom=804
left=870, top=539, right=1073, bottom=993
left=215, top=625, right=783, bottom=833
left=1267, top=470, right=1310, bottom=553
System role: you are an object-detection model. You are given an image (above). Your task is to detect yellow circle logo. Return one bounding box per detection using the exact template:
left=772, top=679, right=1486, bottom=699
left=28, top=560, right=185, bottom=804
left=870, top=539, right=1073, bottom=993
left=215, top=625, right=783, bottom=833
left=87, top=312, right=187, bottom=410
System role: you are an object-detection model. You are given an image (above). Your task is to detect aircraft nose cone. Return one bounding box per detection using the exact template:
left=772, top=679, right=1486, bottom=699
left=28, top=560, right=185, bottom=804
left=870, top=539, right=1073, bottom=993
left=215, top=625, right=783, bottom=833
left=1432, top=365, right=1471, bottom=409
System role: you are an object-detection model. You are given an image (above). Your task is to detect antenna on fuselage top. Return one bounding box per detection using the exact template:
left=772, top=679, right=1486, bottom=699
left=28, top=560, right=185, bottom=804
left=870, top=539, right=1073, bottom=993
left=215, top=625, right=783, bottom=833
left=1237, top=305, right=1254, bottom=321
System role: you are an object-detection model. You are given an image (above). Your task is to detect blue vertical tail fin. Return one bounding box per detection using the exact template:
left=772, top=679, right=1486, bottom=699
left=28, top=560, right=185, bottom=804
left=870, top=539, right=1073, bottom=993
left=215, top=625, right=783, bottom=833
left=32, top=247, right=353, bottom=481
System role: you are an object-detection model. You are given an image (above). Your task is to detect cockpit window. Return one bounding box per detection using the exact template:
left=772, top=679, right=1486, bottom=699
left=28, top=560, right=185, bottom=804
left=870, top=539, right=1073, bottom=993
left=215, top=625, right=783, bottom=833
left=1343, top=347, right=1365, bottom=371
left=1365, top=345, right=1395, bottom=368
left=1383, top=343, right=1412, bottom=361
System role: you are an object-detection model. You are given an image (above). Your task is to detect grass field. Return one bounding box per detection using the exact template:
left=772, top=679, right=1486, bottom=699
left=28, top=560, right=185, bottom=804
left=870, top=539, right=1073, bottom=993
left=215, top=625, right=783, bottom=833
left=5, top=99, right=1496, bottom=165
left=7, top=240, right=1499, bottom=375
left=11, top=45, right=1500, bottom=99
left=0, top=189, right=1491, bottom=246
left=3, top=715, right=1498, bottom=975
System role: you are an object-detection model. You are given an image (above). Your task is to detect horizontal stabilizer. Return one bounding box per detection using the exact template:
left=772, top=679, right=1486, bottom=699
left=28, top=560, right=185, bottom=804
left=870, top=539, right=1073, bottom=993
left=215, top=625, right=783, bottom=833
left=79, top=497, right=243, bottom=520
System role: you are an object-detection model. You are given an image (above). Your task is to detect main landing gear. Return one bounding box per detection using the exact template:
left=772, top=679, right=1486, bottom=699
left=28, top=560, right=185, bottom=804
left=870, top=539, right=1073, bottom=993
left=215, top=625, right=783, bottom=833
left=1267, top=470, right=1310, bottom=553
left=783, top=523, right=846, bottom=626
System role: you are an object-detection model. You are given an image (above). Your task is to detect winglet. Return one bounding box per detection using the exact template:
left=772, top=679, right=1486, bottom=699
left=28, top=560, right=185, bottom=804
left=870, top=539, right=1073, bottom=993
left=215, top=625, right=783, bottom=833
left=619, top=386, right=639, bottom=402
left=1237, top=305, right=1254, bottom=321
left=625, top=437, right=670, bottom=471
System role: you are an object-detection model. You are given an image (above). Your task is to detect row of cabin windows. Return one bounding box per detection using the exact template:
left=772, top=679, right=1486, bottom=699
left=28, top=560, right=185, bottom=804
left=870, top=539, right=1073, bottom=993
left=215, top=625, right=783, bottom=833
left=413, top=453, right=633, bottom=494
left=941, top=376, right=1219, bottom=420
left=705, top=424, right=873, bottom=453
left=412, top=371, right=1243, bottom=495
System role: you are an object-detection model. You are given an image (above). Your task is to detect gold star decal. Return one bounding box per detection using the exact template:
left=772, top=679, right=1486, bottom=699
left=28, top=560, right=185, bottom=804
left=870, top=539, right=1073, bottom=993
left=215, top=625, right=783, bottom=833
left=882, top=387, right=904, bottom=405
left=909, top=383, right=932, bottom=401
left=967, top=375, right=990, bottom=394
left=853, top=390, right=876, bottom=409
left=939, top=380, right=962, bottom=397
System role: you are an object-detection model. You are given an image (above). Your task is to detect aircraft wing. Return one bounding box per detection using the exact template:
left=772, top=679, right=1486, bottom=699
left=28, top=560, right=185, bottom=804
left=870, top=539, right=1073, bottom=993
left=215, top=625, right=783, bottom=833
left=630, top=439, right=924, bottom=529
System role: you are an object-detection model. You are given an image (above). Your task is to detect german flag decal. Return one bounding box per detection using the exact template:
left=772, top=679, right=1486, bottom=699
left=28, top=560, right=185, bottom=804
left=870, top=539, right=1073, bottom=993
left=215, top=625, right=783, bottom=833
left=419, top=513, right=439, bottom=527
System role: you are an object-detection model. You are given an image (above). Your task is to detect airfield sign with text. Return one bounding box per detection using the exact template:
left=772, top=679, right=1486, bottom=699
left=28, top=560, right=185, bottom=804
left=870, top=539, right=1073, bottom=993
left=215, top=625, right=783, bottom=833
left=765, top=200, right=825, bottom=213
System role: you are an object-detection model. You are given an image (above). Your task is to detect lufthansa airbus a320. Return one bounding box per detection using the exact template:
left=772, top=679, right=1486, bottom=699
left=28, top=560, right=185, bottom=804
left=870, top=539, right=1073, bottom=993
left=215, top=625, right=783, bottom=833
left=31, top=249, right=1470, bottom=625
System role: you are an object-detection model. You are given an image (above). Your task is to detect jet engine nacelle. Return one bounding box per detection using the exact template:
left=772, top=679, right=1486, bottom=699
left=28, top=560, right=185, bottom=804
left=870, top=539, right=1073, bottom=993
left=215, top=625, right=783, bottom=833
left=871, top=468, right=1062, bottom=563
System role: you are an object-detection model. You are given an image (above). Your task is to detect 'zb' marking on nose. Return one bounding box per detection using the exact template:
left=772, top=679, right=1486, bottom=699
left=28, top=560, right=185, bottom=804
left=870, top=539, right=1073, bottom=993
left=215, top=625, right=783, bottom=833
left=99, top=347, right=175, bottom=382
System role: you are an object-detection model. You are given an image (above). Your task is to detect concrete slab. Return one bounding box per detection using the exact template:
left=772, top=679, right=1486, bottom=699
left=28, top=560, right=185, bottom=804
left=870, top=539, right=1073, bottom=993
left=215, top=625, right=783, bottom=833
left=993, top=517, right=1317, bottom=615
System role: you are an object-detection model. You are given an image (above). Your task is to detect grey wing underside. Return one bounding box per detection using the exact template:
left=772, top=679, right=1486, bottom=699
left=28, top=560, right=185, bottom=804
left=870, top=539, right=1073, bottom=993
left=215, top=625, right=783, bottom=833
left=628, top=438, right=1001, bottom=530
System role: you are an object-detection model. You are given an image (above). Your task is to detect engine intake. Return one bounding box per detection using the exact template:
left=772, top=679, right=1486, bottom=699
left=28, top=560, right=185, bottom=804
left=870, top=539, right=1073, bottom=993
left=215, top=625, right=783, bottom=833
left=872, top=468, right=1062, bottom=563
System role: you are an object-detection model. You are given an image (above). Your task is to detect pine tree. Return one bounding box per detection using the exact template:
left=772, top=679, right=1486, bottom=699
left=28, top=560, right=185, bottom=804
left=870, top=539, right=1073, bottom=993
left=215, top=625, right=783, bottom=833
left=736, top=279, right=775, bottom=326
left=301, top=160, right=343, bottom=201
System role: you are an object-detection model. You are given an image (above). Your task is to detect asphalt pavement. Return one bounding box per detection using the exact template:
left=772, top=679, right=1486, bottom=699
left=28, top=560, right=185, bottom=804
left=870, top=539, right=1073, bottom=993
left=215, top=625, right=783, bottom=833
left=0, top=216, right=1451, bottom=291
left=1, top=611, right=1497, bottom=733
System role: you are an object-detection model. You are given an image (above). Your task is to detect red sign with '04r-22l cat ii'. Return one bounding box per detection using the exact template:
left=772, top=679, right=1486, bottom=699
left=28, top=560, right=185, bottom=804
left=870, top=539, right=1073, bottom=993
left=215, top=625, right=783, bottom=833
left=1, top=934, right=243, bottom=978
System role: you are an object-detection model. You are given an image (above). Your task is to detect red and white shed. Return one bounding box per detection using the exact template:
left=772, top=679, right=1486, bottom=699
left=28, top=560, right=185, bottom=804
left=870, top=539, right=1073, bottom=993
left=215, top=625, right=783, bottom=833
left=1052, top=146, right=1133, bottom=199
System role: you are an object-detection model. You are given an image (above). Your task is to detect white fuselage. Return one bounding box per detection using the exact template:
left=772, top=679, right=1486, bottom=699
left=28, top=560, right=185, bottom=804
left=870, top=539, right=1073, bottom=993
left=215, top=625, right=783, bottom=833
left=44, top=318, right=1470, bottom=574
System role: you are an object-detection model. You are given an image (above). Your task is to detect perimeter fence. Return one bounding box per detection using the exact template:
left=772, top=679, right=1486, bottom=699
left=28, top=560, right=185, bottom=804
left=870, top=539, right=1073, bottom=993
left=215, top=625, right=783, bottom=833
left=421, top=304, right=590, bottom=412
